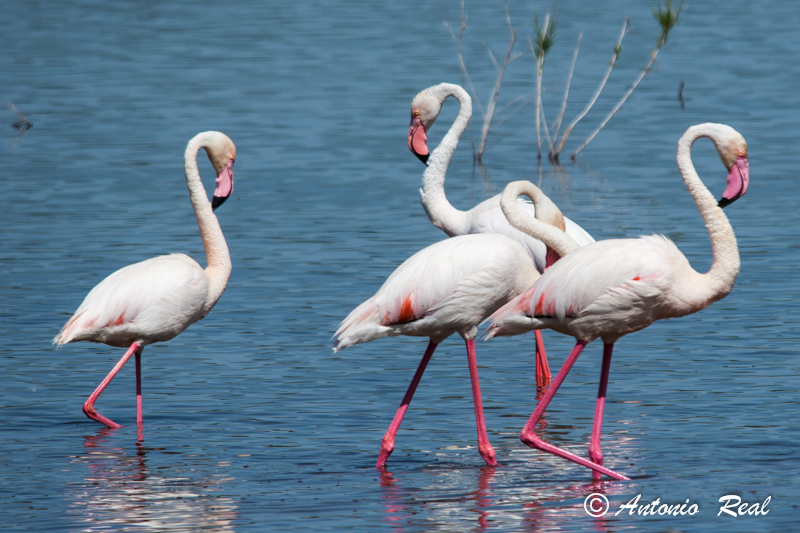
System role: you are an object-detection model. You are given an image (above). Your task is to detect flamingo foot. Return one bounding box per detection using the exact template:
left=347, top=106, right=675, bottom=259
left=588, top=445, right=604, bottom=482
left=82, top=342, right=141, bottom=429
left=520, top=429, right=628, bottom=481
left=478, top=443, right=498, bottom=467
left=520, top=339, right=630, bottom=481
left=589, top=343, right=614, bottom=482
left=465, top=340, right=499, bottom=467
left=135, top=349, right=144, bottom=441
left=375, top=341, right=436, bottom=470
left=376, top=420, right=401, bottom=469
left=82, top=400, right=122, bottom=429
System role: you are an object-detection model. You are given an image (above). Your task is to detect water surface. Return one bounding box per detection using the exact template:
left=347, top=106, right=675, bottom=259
left=2, top=1, right=798, bottom=531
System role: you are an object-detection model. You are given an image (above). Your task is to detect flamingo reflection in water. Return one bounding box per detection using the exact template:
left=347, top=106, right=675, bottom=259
left=70, top=429, right=238, bottom=532
left=376, top=443, right=639, bottom=532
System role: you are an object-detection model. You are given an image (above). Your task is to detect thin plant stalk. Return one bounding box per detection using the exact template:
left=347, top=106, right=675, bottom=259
left=475, top=5, right=517, bottom=164
left=569, top=48, right=656, bottom=160
left=551, top=18, right=628, bottom=161
left=532, top=10, right=555, bottom=160
left=444, top=1, right=483, bottom=159
left=444, top=1, right=483, bottom=118
left=571, top=1, right=681, bottom=160
left=534, top=37, right=543, bottom=159
left=550, top=32, right=582, bottom=154
left=540, top=103, right=553, bottom=154
left=490, top=91, right=535, bottom=133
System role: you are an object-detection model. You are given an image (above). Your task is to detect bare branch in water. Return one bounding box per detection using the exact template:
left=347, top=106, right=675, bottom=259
left=444, top=1, right=483, bottom=118
left=475, top=4, right=517, bottom=164
left=532, top=9, right=556, bottom=159
left=551, top=18, right=628, bottom=161
left=550, top=32, right=582, bottom=153
left=571, top=1, right=681, bottom=160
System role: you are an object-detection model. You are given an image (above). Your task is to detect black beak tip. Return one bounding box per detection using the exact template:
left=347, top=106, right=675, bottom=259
left=211, top=196, right=228, bottom=211
left=717, top=197, right=734, bottom=209
left=415, top=152, right=429, bottom=166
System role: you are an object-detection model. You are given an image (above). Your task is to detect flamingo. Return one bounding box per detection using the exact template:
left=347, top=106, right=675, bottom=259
left=54, top=131, right=237, bottom=432
left=485, top=123, right=750, bottom=481
left=408, top=82, right=595, bottom=384
left=333, top=233, right=540, bottom=469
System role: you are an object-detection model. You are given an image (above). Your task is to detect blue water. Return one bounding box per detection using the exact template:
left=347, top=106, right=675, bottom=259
left=2, top=0, right=798, bottom=531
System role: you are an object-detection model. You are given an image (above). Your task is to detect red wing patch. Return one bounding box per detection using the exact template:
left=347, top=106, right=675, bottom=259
left=104, top=316, right=125, bottom=328
left=633, top=276, right=640, bottom=281
left=535, top=293, right=546, bottom=316
left=384, top=294, right=418, bottom=325
left=396, top=295, right=416, bottom=324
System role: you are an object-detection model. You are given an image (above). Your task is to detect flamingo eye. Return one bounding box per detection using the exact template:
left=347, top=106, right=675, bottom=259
left=413, top=110, right=420, bottom=117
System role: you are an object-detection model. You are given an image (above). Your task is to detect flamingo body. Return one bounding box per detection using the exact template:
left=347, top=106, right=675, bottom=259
left=334, top=233, right=538, bottom=351
left=409, top=83, right=594, bottom=273
left=54, top=131, right=237, bottom=431
left=54, top=254, right=208, bottom=348
left=334, top=233, right=539, bottom=468
left=484, top=123, right=750, bottom=481
left=488, top=235, right=705, bottom=344
left=409, top=83, right=594, bottom=384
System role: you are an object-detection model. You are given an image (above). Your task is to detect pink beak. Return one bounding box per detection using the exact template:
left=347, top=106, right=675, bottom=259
left=211, top=159, right=234, bottom=211
left=408, top=116, right=429, bottom=164
left=718, top=156, right=749, bottom=208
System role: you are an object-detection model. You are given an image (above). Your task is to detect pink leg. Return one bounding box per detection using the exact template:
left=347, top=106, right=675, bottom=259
left=83, top=342, right=142, bottom=428
left=465, top=339, right=498, bottom=466
left=589, top=343, right=614, bottom=481
left=534, top=330, right=551, bottom=388
left=135, top=349, right=144, bottom=440
left=376, top=341, right=437, bottom=469
left=519, top=340, right=630, bottom=481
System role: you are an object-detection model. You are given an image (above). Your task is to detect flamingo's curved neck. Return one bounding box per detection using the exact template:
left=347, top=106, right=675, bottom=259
left=420, top=84, right=473, bottom=236
left=500, top=181, right=580, bottom=258
left=675, top=124, right=740, bottom=308
left=184, top=134, right=232, bottom=312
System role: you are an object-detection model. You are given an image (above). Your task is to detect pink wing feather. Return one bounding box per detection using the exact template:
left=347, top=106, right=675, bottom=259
left=55, top=254, right=208, bottom=347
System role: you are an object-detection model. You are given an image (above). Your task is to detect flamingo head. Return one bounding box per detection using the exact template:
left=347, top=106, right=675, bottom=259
left=713, top=127, right=749, bottom=208
left=203, top=132, right=237, bottom=211
left=408, top=88, right=444, bottom=165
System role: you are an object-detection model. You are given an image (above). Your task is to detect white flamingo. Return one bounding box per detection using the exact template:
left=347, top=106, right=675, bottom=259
left=408, top=82, right=595, bottom=383
left=485, top=123, right=750, bottom=481
left=333, top=233, right=539, bottom=469
left=54, top=131, right=237, bottom=431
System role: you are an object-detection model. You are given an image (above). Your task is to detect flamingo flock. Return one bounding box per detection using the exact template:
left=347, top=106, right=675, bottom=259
left=55, top=82, right=749, bottom=482
left=407, top=83, right=595, bottom=385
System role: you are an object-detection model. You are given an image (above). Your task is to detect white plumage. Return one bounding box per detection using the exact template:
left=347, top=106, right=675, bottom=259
left=334, top=233, right=537, bottom=351
left=484, top=123, right=750, bottom=482
left=408, top=83, right=595, bottom=386
left=457, top=195, right=595, bottom=271
left=408, top=82, right=594, bottom=272
left=487, top=236, right=690, bottom=344
left=334, top=232, right=538, bottom=468
left=55, top=254, right=208, bottom=348
left=54, top=131, right=237, bottom=431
